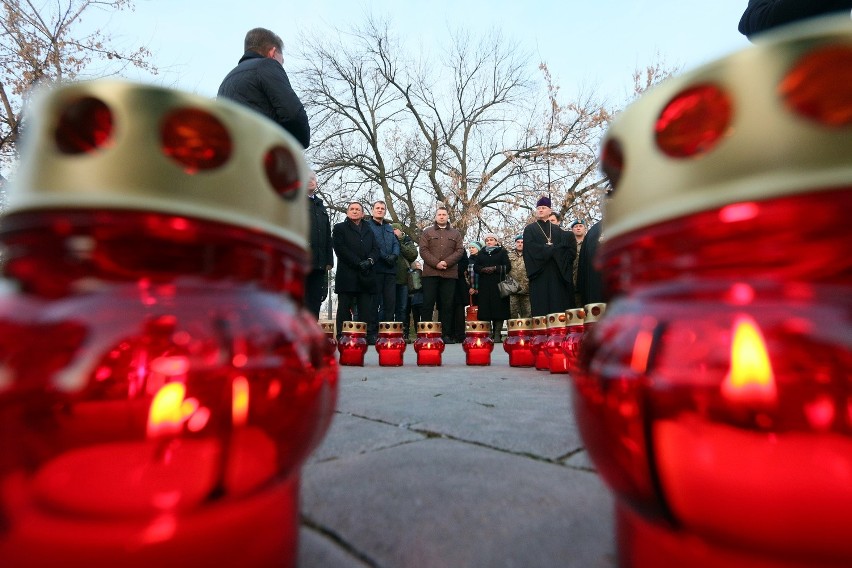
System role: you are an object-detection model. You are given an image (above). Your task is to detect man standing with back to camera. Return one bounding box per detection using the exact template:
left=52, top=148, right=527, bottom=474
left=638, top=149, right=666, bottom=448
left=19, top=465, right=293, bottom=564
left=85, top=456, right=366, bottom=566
left=218, top=27, right=310, bottom=148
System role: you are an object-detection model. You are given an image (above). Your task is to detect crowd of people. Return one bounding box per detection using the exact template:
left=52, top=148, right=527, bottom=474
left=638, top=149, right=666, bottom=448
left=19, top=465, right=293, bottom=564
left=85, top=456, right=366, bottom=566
left=216, top=27, right=607, bottom=344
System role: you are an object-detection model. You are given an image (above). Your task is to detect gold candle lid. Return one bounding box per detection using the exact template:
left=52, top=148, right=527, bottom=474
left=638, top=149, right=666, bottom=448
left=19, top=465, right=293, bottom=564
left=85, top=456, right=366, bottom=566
left=465, top=321, right=491, bottom=333
left=600, top=18, right=852, bottom=240
left=532, top=316, right=548, bottom=330
left=546, top=312, right=568, bottom=329
left=565, top=308, right=586, bottom=327
left=507, top=318, right=533, bottom=331
left=6, top=80, right=310, bottom=246
left=318, top=320, right=336, bottom=335
left=378, top=321, right=404, bottom=333
left=417, top=321, right=442, bottom=333
left=583, top=304, right=607, bottom=324
left=341, top=321, right=367, bottom=334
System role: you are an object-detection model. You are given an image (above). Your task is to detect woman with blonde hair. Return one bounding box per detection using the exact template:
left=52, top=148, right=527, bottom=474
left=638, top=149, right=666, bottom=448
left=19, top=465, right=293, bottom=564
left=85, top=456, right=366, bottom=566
left=470, top=233, right=511, bottom=341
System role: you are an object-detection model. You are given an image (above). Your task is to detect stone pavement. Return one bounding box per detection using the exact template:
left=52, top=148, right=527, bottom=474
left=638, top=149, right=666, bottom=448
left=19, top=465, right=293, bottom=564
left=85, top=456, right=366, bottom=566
left=297, top=343, right=617, bottom=568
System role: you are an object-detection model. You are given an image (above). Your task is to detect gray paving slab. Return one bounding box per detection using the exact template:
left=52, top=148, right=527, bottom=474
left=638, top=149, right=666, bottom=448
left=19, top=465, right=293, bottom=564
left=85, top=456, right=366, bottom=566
left=301, top=438, right=615, bottom=568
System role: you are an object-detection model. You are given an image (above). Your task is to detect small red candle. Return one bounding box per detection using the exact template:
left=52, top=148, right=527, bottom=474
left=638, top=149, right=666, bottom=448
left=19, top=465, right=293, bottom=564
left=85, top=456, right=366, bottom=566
left=462, top=321, right=494, bottom=366
left=545, top=312, right=570, bottom=374
left=375, top=321, right=406, bottom=366
left=561, top=308, right=586, bottom=374
left=337, top=321, right=368, bottom=366
left=530, top=316, right=550, bottom=371
left=319, top=319, right=338, bottom=366
left=504, top=318, right=534, bottom=367
left=413, top=321, right=445, bottom=366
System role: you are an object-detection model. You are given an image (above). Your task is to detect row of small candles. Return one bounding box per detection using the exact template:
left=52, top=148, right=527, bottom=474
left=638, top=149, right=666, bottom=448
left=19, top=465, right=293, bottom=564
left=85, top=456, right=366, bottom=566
left=321, top=303, right=606, bottom=369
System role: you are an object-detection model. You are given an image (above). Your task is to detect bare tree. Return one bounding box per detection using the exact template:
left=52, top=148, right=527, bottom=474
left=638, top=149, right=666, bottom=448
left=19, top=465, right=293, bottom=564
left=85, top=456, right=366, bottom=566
left=0, top=0, right=156, bottom=183
left=298, top=17, right=616, bottom=243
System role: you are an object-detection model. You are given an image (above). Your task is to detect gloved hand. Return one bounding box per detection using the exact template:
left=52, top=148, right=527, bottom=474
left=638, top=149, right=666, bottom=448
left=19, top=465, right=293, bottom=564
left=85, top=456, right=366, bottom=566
left=481, top=266, right=497, bottom=274
left=358, top=259, right=373, bottom=271
left=383, top=254, right=398, bottom=265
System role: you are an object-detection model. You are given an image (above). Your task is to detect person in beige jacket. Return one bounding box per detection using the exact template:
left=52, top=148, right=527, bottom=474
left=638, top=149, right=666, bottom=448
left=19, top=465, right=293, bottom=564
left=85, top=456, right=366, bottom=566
left=508, top=234, right=531, bottom=318
left=418, top=207, right=464, bottom=343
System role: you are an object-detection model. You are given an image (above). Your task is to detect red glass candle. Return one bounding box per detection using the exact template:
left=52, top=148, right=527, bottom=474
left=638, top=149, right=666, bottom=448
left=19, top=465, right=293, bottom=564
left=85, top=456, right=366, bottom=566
left=462, top=321, right=494, bottom=366
left=577, top=26, right=852, bottom=568
left=530, top=316, right=550, bottom=371
left=375, top=321, right=406, bottom=366
left=0, top=81, right=337, bottom=568
left=319, top=319, right=338, bottom=366
left=504, top=318, right=534, bottom=367
left=413, top=321, right=445, bottom=366
left=337, top=321, right=368, bottom=366
left=545, top=312, right=569, bottom=374
left=561, top=308, right=586, bottom=375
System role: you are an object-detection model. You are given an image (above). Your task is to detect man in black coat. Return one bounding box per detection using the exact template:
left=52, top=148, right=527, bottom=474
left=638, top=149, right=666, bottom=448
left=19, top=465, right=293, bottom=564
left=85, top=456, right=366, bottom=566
left=332, top=202, right=380, bottom=343
left=739, top=0, right=852, bottom=40
left=522, top=196, right=576, bottom=316
left=305, top=172, right=333, bottom=317
left=218, top=27, right=310, bottom=148
left=577, top=221, right=607, bottom=306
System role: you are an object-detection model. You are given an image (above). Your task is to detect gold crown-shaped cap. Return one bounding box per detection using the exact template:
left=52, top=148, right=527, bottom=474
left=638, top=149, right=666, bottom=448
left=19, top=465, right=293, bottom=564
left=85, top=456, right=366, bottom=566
left=600, top=17, right=852, bottom=240
left=565, top=308, right=586, bottom=326
left=465, top=321, right=491, bottom=333
left=6, top=80, right=310, bottom=246
left=378, top=321, right=404, bottom=333
left=532, top=316, right=548, bottom=330
left=318, top=320, right=336, bottom=335
left=583, top=303, right=607, bottom=323
left=507, top=318, right=533, bottom=331
left=341, top=321, right=367, bottom=334
left=417, top=321, right=442, bottom=333
left=546, top=312, right=568, bottom=328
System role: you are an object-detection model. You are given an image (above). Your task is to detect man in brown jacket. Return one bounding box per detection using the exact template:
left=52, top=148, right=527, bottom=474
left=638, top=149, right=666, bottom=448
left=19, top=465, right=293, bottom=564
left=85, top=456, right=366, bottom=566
left=418, top=207, right=464, bottom=343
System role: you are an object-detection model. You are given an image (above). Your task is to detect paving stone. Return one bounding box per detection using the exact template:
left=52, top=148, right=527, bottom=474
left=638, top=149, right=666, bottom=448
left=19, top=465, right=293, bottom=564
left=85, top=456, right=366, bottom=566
left=302, top=438, right=616, bottom=568
left=299, top=526, right=372, bottom=568
left=309, top=413, right=427, bottom=464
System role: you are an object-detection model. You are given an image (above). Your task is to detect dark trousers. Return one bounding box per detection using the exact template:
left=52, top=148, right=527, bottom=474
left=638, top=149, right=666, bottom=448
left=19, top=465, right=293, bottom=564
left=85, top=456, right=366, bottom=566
left=305, top=268, right=328, bottom=318
left=369, top=272, right=397, bottom=336
left=421, top=276, right=456, bottom=338
left=336, top=292, right=375, bottom=340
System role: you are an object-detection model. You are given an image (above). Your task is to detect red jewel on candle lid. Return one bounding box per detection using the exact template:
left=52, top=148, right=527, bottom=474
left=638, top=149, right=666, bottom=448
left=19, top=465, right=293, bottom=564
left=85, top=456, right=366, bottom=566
left=530, top=315, right=550, bottom=371
left=545, top=312, right=569, bottom=375
left=376, top=321, right=406, bottom=367
left=338, top=321, right=368, bottom=367
left=462, top=321, right=493, bottom=366
left=413, top=321, right=444, bottom=366
left=504, top=318, right=534, bottom=368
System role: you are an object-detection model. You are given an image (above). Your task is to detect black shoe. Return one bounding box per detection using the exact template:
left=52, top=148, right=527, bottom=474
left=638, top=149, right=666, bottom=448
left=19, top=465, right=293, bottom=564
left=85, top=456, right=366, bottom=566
left=367, top=336, right=377, bottom=346
left=441, top=336, right=455, bottom=344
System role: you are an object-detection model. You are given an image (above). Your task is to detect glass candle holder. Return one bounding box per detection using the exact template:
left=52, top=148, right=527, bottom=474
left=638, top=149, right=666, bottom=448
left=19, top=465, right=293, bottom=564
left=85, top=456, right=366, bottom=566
left=504, top=318, right=534, bottom=367
left=462, top=321, right=494, bottom=366
left=576, top=22, right=852, bottom=568
left=375, top=321, right=406, bottom=366
left=337, top=321, right=368, bottom=366
left=561, top=308, right=586, bottom=375
left=530, top=316, right=550, bottom=371
left=0, top=81, right=337, bottom=568
left=545, top=312, right=570, bottom=374
left=413, top=322, right=445, bottom=366
left=319, top=319, right=338, bottom=366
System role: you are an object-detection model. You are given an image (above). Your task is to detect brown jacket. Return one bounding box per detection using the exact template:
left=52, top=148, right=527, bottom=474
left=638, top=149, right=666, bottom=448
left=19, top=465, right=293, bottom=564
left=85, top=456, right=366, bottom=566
left=419, top=223, right=464, bottom=279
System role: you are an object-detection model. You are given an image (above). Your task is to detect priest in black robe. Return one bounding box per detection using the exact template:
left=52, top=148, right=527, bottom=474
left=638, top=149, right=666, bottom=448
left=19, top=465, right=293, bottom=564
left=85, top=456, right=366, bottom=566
left=522, top=196, right=576, bottom=316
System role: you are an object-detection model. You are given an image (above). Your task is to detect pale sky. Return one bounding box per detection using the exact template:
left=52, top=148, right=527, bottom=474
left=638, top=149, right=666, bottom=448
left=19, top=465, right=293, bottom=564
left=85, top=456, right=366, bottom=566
left=115, top=0, right=752, bottom=104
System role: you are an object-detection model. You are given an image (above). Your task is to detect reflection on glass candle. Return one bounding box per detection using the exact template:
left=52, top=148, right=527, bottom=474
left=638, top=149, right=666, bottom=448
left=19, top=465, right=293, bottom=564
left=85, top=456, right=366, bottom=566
left=376, top=322, right=406, bottom=367
left=530, top=316, right=550, bottom=371
left=545, top=312, right=569, bottom=374
left=504, top=318, right=534, bottom=368
left=337, top=321, right=368, bottom=366
left=413, top=322, right=444, bottom=366
left=562, top=308, right=586, bottom=375
left=462, top=321, right=493, bottom=366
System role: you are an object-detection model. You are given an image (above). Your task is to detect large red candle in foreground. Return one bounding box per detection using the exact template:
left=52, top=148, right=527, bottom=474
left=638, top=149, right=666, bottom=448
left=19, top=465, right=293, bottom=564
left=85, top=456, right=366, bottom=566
left=574, top=21, right=852, bottom=568
left=337, top=321, right=368, bottom=366
left=462, top=321, right=494, bottom=366
left=375, top=321, right=406, bottom=366
left=504, top=318, right=534, bottom=367
left=0, top=81, right=337, bottom=567
left=413, top=321, right=445, bottom=366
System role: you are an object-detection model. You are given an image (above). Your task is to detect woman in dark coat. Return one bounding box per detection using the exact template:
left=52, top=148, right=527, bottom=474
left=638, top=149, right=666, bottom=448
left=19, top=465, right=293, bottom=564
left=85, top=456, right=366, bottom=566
left=471, top=233, right=511, bottom=341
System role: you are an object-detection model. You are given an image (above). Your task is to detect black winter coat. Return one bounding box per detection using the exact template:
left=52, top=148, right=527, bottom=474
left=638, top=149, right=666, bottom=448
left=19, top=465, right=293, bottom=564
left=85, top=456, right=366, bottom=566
left=472, top=246, right=511, bottom=321
left=332, top=219, right=380, bottom=294
left=308, top=195, right=333, bottom=269
left=218, top=51, right=310, bottom=148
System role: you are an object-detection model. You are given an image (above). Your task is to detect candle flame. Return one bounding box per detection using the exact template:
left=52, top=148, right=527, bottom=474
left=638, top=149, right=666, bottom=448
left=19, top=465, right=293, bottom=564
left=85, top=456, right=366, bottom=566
left=721, top=315, right=777, bottom=404
left=147, top=382, right=187, bottom=437
left=232, top=376, right=250, bottom=427
left=630, top=329, right=654, bottom=374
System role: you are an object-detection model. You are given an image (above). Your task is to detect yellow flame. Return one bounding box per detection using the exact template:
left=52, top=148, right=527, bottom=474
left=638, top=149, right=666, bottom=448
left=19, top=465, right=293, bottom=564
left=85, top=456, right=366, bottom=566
left=721, top=315, right=777, bottom=404
left=147, top=382, right=187, bottom=437
left=232, top=376, right=249, bottom=427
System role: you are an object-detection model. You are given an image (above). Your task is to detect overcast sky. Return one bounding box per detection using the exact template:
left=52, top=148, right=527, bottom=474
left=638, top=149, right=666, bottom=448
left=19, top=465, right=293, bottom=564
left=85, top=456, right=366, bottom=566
left=115, top=0, right=751, bottom=103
